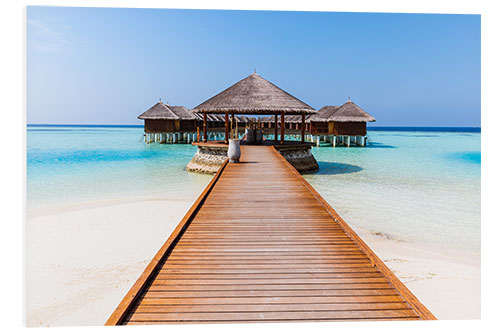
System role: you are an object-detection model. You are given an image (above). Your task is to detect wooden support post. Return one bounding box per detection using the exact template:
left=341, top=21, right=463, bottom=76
left=224, top=112, right=229, bottom=144
left=301, top=113, right=305, bottom=144
left=274, top=114, right=278, bottom=142
left=203, top=113, right=207, bottom=142
left=280, top=111, right=285, bottom=144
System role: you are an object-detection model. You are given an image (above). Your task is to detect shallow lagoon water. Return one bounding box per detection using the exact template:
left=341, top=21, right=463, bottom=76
left=305, top=130, right=480, bottom=254
left=27, top=125, right=480, bottom=254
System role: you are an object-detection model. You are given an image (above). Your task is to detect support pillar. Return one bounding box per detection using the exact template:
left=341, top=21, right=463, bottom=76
left=224, top=112, right=229, bottom=144
left=301, top=113, right=305, bottom=144
left=274, top=114, right=278, bottom=143
left=203, top=113, right=207, bottom=142
left=280, top=111, right=285, bottom=144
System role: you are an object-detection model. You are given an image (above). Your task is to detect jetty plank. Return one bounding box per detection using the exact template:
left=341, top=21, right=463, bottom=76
left=106, top=145, right=435, bottom=325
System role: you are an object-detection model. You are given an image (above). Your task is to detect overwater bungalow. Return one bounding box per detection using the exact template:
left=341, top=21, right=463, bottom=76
left=308, top=100, right=376, bottom=147
left=138, top=101, right=197, bottom=143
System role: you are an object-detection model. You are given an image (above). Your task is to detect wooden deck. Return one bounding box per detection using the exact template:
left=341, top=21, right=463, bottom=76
left=106, top=145, right=435, bottom=325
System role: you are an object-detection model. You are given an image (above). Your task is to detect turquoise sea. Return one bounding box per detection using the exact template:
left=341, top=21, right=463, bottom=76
left=27, top=125, right=480, bottom=254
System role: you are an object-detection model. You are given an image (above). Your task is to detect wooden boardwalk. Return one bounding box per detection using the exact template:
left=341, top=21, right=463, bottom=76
left=106, top=145, right=435, bottom=325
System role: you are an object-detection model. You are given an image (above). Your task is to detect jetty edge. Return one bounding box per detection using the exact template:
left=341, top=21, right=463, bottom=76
left=106, top=145, right=435, bottom=325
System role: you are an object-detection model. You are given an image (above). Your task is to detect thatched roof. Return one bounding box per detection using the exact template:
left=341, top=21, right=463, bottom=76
left=193, top=73, right=317, bottom=115
left=310, top=101, right=375, bottom=123
left=309, top=106, right=340, bottom=123
left=327, top=100, right=375, bottom=122
left=138, top=101, right=179, bottom=120
left=169, top=105, right=196, bottom=120
left=138, top=102, right=197, bottom=120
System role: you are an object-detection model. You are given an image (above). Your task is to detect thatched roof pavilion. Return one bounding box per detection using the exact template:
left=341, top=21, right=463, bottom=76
left=328, top=100, right=376, bottom=122
left=309, top=100, right=375, bottom=137
left=192, top=72, right=317, bottom=143
left=138, top=101, right=180, bottom=120
left=138, top=101, right=198, bottom=134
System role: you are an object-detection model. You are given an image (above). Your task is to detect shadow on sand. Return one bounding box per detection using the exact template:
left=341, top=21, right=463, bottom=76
left=315, top=161, right=363, bottom=175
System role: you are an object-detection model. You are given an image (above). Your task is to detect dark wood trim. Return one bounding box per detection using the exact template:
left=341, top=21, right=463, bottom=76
left=105, top=159, right=230, bottom=325
left=224, top=112, right=229, bottom=144
left=203, top=113, right=207, bottom=142
left=274, top=114, right=278, bottom=142
left=301, top=113, right=305, bottom=143
left=269, top=147, right=437, bottom=321
left=280, top=111, right=285, bottom=144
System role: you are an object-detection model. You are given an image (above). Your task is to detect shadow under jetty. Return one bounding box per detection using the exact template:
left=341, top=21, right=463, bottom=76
left=364, top=141, right=397, bottom=149
left=315, top=161, right=363, bottom=175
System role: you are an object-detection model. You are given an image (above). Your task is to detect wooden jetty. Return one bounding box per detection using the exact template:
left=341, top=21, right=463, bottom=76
left=106, top=145, right=435, bottom=325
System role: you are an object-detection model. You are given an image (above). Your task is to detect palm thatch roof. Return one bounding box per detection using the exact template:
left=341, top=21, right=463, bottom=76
left=138, top=101, right=179, bottom=120
left=169, top=105, right=197, bottom=120
left=327, top=100, right=376, bottom=122
left=138, top=102, right=197, bottom=120
left=309, top=106, right=340, bottom=123
left=310, top=101, right=375, bottom=123
left=193, top=73, right=317, bottom=115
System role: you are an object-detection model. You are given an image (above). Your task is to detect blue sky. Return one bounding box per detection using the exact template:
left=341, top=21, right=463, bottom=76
left=27, top=7, right=480, bottom=126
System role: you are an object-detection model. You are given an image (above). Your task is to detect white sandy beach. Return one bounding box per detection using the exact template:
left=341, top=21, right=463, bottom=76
left=26, top=196, right=195, bottom=327
left=26, top=197, right=480, bottom=327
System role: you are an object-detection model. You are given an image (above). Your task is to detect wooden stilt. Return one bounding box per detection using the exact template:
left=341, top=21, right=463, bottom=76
left=203, top=113, right=207, bottom=142
left=301, top=113, right=305, bottom=143
left=274, top=114, right=278, bottom=142
left=280, top=111, right=285, bottom=144
left=224, top=113, right=229, bottom=144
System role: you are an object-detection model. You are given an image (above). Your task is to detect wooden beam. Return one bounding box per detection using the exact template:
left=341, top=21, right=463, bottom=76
left=224, top=113, right=229, bottom=144
left=301, top=113, right=305, bottom=143
left=274, top=114, right=278, bottom=143
left=280, top=111, right=285, bottom=144
left=203, top=113, right=207, bottom=142
left=231, top=112, right=235, bottom=139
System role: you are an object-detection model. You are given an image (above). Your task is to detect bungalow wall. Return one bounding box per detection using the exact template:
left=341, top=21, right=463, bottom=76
left=179, top=120, right=197, bottom=132
left=332, top=122, right=367, bottom=136
left=310, top=121, right=367, bottom=136
left=144, top=119, right=175, bottom=133
left=310, top=122, right=329, bottom=135
left=144, top=119, right=197, bottom=133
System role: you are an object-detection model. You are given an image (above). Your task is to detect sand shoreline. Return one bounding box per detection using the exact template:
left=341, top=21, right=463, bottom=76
left=26, top=196, right=480, bottom=327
